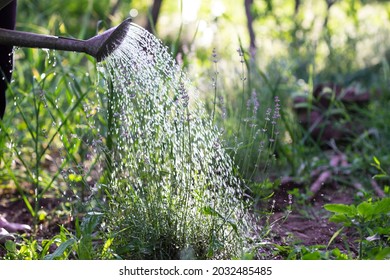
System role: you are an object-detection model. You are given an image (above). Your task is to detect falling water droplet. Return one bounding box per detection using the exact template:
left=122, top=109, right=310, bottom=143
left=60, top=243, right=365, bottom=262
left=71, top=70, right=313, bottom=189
left=97, top=22, right=249, bottom=256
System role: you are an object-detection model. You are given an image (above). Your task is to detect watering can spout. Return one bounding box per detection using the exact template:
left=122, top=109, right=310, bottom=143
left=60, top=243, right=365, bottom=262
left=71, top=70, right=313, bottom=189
left=87, top=18, right=131, bottom=62
left=0, top=18, right=131, bottom=62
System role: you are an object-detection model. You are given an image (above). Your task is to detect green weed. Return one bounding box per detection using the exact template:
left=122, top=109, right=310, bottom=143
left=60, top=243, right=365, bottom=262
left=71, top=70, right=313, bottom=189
left=325, top=196, right=390, bottom=259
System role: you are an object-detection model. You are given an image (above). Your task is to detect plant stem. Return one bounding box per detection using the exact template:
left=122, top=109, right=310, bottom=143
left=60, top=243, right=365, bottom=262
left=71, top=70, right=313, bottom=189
left=33, top=88, right=41, bottom=232
left=212, top=59, right=218, bottom=124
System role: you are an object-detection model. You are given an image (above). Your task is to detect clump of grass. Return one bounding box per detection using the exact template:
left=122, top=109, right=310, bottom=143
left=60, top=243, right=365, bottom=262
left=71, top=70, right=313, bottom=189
left=96, top=24, right=252, bottom=259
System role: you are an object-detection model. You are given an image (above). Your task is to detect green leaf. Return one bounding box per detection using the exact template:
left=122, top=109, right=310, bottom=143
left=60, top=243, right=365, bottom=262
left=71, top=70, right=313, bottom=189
left=372, top=197, right=390, bottom=215
left=374, top=247, right=390, bottom=260
left=40, top=239, right=56, bottom=258
left=328, top=214, right=351, bottom=225
left=81, top=214, right=102, bottom=234
left=37, top=209, right=47, bottom=221
left=324, top=204, right=356, bottom=217
left=44, top=238, right=76, bottom=260
left=69, top=173, right=83, bottom=182
left=327, top=227, right=344, bottom=249
left=375, top=227, right=390, bottom=235
left=357, top=201, right=374, bottom=220
left=5, top=240, right=16, bottom=253
left=373, top=156, right=380, bottom=166
left=101, top=238, right=114, bottom=256
left=202, top=206, right=238, bottom=232
left=331, top=248, right=349, bottom=260
left=373, top=174, right=389, bottom=179
left=202, top=206, right=218, bottom=216
left=302, top=251, right=322, bottom=260
left=226, top=218, right=238, bottom=233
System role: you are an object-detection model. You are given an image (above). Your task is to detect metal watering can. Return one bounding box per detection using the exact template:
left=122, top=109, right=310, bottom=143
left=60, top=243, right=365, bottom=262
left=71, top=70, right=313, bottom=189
left=0, top=0, right=131, bottom=118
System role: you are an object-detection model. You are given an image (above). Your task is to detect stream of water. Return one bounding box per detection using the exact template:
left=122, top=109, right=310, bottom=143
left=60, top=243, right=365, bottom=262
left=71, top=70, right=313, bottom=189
left=99, top=23, right=250, bottom=258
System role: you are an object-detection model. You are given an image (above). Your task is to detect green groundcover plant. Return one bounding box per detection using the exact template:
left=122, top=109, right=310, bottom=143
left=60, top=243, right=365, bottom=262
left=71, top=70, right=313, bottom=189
left=325, top=196, right=390, bottom=259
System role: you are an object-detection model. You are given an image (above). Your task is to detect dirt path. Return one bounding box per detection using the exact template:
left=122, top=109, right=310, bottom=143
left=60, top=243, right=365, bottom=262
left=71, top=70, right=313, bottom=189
left=267, top=179, right=359, bottom=258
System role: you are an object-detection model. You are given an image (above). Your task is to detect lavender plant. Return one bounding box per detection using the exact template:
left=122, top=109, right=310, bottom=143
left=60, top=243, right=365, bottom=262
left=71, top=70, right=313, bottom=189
left=97, top=24, right=252, bottom=259
left=208, top=47, right=281, bottom=184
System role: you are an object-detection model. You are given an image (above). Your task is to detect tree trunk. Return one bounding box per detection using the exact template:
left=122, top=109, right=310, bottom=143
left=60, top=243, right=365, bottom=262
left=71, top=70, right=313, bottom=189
left=145, top=0, right=163, bottom=34
left=244, top=0, right=256, bottom=55
left=323, top=0, right=337, bottom=29
left=294, top=0, right=301, bottom=15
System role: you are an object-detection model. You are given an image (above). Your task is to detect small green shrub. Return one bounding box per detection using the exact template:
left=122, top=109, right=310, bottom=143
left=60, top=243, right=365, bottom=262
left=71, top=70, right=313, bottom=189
left=325, top=197, right=390, bottom=259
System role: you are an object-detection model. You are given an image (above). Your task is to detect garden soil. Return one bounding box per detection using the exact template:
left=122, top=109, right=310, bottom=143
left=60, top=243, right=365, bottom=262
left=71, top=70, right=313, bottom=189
left=0, top=180, right=358, bottom=259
